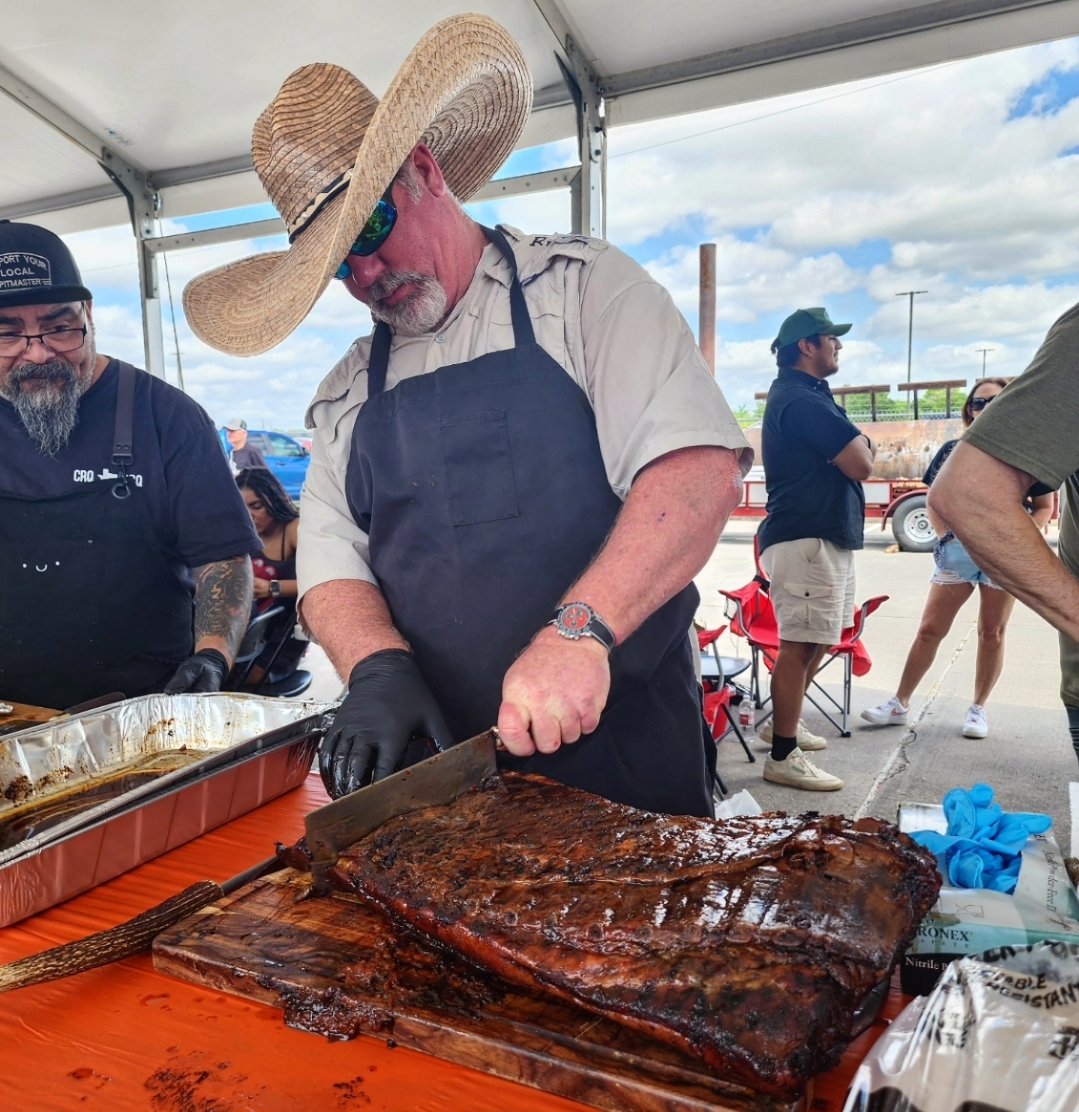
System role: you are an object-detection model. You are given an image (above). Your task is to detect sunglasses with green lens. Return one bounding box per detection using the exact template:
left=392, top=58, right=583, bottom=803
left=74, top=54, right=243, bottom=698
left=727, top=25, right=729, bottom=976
left=334, top=193, right=398, bottom=280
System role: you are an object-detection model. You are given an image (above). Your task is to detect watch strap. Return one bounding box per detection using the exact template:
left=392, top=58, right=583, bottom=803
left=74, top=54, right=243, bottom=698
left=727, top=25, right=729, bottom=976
left=548, top=602, right=616, bottom=653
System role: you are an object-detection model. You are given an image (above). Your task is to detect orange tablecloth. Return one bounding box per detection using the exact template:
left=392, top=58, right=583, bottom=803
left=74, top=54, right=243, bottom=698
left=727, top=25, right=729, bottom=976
left=0, top=773, right=907, bottom=1110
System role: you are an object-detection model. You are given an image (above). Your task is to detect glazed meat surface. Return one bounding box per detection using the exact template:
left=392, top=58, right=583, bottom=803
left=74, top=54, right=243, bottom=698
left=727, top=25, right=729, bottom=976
left=329, top=773, right=940, bottom=1100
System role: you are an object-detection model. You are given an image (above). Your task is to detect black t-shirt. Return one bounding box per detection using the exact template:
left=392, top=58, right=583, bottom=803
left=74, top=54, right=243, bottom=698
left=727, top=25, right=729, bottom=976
left=758, top=368, right=866, bottom=552
left=232, top=443, right=267, bottom=470
left=0, top=358, right=261, bottom=569
left=922, top=439, right=957, bottom=486
left=924, top=437, right=1054, bottom=499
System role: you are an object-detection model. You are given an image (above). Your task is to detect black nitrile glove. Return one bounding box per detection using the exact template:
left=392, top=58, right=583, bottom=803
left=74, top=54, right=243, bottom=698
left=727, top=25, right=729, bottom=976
left=319, top=649, right=452, bottom=799
left=163, top=648, right=230, bottom=695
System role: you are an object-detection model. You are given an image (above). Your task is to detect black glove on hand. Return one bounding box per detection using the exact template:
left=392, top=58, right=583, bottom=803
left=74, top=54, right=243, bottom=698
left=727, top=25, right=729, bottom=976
left=319, top=649, right=452, bottom=799
left=163, top=648, right=230, bottom=695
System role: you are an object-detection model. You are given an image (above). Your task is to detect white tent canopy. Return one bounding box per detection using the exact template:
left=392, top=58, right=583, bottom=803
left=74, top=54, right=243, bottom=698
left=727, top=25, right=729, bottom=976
left=2, top=0, right=1077, bottom=371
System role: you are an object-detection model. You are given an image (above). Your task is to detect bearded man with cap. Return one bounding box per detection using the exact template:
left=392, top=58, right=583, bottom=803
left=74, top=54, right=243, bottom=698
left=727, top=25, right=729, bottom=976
left=756, top=307, right=875, bottom=793
left=0, top=221, right=260, bottom=710
left=184, top=15, right=752, bottom=817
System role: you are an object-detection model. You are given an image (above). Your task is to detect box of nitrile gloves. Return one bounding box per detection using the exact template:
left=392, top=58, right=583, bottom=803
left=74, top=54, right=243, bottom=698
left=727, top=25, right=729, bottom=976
left=898, top=802, right=1079, bottom=995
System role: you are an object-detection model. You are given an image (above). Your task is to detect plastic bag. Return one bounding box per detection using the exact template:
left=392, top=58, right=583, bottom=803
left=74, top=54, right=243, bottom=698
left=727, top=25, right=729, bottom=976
left=845, top=941, right=1079, bottom=1112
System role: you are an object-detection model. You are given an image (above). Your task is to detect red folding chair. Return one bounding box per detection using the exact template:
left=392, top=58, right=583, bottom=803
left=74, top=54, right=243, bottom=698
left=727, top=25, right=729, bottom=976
left=721, top=575, right=889, bottom=738
left=702, top=684, right=755, bottom=763
left=812, top=595, right=889, bottom=734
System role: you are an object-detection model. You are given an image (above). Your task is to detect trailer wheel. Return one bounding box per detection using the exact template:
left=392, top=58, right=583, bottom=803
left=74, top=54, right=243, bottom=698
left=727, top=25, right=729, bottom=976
left=891, top=495, right=936, bottom=553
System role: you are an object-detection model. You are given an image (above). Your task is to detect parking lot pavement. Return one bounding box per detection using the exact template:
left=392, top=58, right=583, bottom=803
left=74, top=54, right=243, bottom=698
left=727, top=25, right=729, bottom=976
left=701, top=519, right=1078, bottom=854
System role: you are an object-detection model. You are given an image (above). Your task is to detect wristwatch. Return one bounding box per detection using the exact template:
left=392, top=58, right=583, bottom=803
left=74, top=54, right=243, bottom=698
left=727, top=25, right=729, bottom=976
left=548, top=601, right=616, bottom=653
left=269, top=580, right=282, bottom=598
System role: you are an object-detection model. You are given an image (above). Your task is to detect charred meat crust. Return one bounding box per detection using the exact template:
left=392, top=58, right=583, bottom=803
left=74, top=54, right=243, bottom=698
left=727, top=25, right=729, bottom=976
left=323, top=773, right=940, bottom=1100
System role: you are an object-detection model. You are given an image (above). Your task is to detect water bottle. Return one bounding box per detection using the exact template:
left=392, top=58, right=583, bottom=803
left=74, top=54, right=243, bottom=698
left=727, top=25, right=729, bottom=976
left=737, top=693, right=755, bottom=739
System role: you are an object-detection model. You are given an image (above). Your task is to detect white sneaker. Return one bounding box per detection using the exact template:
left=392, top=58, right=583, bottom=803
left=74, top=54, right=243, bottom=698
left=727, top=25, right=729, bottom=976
left=962, top=704, right=989, bottom=739
left=758, top=719, right=828, bottom=751
left=763, top=749, right=844, bottom=791
left=861, top=696, right=909, bottom=727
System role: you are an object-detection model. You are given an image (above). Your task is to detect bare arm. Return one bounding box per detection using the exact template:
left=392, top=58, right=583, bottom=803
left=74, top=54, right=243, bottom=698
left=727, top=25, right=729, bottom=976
left=300, top=579, right=409, bottom=683
left=192, top=555, right=253, bottom=666
left=832, top=433, right=875, bottom=481
left=498, top=445, right=744, bottom=755
left=929, top=442, right=1079, bottom=640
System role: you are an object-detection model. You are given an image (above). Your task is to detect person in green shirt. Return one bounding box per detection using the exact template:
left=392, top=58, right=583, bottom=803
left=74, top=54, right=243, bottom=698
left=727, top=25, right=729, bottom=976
left=929, top=302, right=1079, bottom=766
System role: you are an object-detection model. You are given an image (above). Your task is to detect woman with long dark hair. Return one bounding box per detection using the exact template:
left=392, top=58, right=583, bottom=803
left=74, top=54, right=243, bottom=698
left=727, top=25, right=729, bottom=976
left=235, top=467, right=305, bottom=684
left=861, top=378, right=1054, bottom=739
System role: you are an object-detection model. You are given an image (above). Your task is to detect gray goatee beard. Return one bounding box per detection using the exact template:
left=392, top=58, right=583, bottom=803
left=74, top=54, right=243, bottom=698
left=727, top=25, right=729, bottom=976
left=4, top=361, right=84, bottom=456
left=367, top=271, right=448, bottom=337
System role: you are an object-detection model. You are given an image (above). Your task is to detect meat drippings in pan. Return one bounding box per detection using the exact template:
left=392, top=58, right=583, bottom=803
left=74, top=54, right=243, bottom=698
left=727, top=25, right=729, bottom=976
left=0, top=749, right=206, bottom=851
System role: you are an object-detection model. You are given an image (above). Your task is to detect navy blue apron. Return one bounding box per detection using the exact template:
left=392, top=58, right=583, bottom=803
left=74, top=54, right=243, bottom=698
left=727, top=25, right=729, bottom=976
left=0, top=361, right=193, bottom=709
left=345, top=227, right=715, bottom=817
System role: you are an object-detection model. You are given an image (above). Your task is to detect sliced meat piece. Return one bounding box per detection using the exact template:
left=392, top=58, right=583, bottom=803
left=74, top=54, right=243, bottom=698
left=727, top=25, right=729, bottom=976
left=328, top=772, right=940, bottom=1100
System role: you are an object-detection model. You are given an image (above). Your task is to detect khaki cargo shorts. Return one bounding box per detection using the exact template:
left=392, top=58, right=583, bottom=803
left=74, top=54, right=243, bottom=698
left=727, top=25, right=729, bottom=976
left=760, top=537, right=856, bottom=645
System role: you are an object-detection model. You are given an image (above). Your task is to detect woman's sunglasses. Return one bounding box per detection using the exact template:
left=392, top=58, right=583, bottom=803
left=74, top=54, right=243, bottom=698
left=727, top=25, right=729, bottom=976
left=969, top=396, right=994, bottom=412
left=334, top=193, right=397, bottom=280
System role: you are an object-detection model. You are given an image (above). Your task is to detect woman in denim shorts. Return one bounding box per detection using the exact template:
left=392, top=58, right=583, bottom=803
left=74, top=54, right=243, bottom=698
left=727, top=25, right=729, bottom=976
left=862, top=379, right=1055, bottom=739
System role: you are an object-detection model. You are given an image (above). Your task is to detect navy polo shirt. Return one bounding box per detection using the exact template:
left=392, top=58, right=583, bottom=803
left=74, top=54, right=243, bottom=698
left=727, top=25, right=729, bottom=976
left=757, top=368, right=866, bottom=552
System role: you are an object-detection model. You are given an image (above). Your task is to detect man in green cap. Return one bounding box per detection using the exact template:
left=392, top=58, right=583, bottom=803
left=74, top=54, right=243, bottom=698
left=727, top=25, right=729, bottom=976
left=756, top=307, right=876, bottom=791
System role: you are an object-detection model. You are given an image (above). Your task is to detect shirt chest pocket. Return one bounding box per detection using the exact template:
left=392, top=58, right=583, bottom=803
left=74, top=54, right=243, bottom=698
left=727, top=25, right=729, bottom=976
left=438, top=411, right=520, bottom=526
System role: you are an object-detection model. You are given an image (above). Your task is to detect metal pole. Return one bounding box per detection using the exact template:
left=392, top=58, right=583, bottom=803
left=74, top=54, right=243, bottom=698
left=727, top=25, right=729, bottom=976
left=699, top=244, right=716, bottom=374
left=895, top=290, right=928, bottom=384
left=976, top=347, right=993, bottom=376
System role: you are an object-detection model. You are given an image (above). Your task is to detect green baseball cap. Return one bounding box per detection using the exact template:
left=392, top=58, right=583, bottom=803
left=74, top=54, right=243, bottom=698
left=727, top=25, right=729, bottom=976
left=770, top=307, right=851, bottom=354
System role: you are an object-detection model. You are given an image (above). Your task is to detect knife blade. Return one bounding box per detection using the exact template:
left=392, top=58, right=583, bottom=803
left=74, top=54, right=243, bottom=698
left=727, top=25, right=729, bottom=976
left=304, top=728, right=500, bottom=894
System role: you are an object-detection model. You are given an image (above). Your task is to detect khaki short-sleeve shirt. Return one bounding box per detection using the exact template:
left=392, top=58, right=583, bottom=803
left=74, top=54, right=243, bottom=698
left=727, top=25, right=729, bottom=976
left=298, top=226, right=752, bottom=602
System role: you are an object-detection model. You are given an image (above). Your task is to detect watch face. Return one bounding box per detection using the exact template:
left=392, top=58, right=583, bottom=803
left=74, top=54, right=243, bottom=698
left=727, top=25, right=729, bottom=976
left=559, top=603, right=591, bottom=633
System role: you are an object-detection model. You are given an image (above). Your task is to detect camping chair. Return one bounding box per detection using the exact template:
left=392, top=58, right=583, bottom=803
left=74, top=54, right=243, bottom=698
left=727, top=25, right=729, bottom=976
left=696, top=625, right=755, bottom=763
left=720, top=576, right=889, bottom=738
left=702, top=684, right=755, bottom=763
left=810, top=594, right=889, bottom=735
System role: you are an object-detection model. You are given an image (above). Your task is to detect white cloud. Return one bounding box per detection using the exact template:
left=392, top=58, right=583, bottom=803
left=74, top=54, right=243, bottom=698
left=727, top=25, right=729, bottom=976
left=44, top=36, right=1079, bottom=419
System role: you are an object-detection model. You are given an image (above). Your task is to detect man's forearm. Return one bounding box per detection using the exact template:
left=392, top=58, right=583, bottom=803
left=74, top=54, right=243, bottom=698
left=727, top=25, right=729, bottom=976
left=300, top=579, right=409, bottom=682
left=930, top=442, right=1079, bottom=641
left=193, top=555, right=254, bottom=665
left=562, top=445, right=743, bottom=644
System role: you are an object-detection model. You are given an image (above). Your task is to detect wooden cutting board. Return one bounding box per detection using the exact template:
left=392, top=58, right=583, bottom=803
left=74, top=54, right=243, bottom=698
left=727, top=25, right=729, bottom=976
left=153, top=868, right=797, bottom=1112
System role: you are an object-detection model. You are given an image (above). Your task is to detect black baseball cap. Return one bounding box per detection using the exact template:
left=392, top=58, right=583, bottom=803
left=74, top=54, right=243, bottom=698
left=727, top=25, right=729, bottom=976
left=770, top=307, right=851, bottom=354
left=0, top=221, right=92, bottom=308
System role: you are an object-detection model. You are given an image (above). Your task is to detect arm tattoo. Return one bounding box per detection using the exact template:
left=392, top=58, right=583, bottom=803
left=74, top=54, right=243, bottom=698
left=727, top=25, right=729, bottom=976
left=193, top=555, right=253, bottom=657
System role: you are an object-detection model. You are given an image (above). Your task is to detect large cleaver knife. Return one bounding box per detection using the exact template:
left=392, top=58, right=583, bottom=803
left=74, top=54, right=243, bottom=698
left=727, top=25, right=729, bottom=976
left=304, top=728, right=500, bottom=894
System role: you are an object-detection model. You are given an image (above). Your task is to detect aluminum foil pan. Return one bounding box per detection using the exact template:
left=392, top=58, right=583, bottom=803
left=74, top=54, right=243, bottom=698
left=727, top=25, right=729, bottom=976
left=0, top=692, right=334, bottom=927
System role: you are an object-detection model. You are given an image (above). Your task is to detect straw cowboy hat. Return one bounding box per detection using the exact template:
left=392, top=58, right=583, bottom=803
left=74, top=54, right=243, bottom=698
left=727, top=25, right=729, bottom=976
left=183, top=14, right=532, bottom=357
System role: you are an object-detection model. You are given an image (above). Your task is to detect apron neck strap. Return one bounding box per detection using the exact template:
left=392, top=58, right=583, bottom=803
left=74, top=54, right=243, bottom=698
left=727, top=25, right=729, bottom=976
left=481, top=225, right=535, bottom=347
left=367, top=225, right=534, bottom=397
left=110, top=361, right=136, bottom=500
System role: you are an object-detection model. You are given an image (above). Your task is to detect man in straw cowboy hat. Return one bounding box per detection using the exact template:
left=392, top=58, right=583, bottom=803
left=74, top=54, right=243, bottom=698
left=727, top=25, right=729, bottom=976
left=0, top=221, right=260, bottom=710
left=185, top=14, right=751, bottom=817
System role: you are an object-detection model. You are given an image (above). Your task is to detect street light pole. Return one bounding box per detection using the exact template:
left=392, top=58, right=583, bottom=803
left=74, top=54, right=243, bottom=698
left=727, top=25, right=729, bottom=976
left=976, top=346, right=994, bottom=376
left=895, top=290, right=928, bottom=384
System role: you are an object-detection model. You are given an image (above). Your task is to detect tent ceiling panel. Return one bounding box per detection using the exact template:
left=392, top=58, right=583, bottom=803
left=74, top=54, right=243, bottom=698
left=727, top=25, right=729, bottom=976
left=0, top=0, right=1075, bottom=233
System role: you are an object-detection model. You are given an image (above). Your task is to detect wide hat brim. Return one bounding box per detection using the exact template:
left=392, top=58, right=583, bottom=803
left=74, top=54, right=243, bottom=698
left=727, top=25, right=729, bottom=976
left=183, top=14, right=532, bottom=356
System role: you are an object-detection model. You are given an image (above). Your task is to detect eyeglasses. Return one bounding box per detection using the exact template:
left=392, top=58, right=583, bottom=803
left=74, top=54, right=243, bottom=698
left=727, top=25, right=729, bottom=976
left=969, top=396, right=995, bottom=412
left=0, top=324, right=88, bottom=358
left=333, top=193, right=398, bottom=280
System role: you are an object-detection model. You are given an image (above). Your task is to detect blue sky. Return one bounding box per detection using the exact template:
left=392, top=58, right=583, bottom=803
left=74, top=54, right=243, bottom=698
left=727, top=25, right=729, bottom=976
left=69, top=34, right=1079, bottom=428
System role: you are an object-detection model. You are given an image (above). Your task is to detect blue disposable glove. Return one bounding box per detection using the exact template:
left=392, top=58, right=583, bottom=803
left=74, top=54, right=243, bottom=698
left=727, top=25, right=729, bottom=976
left=909, top=783, right=1051, bottom=892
